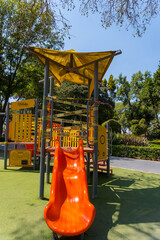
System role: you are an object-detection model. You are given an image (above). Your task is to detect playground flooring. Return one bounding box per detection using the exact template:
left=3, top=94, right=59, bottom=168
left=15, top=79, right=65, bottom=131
left=0, top=153, right=160, bottom=240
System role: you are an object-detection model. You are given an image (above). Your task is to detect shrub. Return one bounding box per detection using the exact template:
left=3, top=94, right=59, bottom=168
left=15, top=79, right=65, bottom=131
left=112, top=133, right=149, bottom=146
left=131, top=118, right=148, bottom=136
left=147, top=121, right=160, bottom=140
left=112, top=145, right=160, bottom=161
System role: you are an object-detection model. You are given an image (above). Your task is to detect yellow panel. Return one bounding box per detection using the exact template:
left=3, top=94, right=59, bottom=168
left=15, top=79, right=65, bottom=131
left=11, top=114, right=16, bottom=140
left=19, top=114, right=24, bottom=141
left=23, top=114, right=28, bottom=141
left=9, top=150, right=32, bottom=166
left=11, top=99, right=35, bottom=111
left=98, top=125, right=107, bottom=161
left=15, top=114, right=20, bottom=141
left=27, top=114, right=32, bottom=141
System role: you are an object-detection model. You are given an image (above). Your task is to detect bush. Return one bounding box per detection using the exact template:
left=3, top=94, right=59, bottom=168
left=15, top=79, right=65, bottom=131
left=112, top=145, right=160, bottom=161
left=147, top=122, right=160, bottom=140
left=112, top=133, right=149, bottom=146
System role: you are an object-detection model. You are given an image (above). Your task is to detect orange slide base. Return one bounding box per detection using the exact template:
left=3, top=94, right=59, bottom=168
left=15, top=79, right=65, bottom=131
left=44, top=140, right=95, bottom=237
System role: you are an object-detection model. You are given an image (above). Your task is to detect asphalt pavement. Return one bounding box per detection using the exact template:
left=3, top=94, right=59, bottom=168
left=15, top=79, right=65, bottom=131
left=110, top=156, right=160, bottom=174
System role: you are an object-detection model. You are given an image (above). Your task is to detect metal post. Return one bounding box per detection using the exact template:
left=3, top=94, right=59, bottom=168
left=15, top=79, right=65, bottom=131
left=46, top=77, right=54, bottom=183
left=60, top=121, right=64, bottom=147
left=106, top=122, right=110, bottom=177
left=87, top=79, right=91, bottom=183
left=33, top=98, right=38, bottom=170
left=46, top=142, right=51, bottom=184
left=50, top=77, right=54, bottom=97
left=46, top=99, right=53, bottom=183
left=4, top=102, right=9, bottom=169
left=39, top=59, right=49, bottom=199
left=93, top=61, right=99, bottom=199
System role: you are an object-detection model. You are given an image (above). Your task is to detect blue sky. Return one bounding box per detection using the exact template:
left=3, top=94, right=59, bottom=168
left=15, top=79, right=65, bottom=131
left=63, top=8, right=160, bottom=82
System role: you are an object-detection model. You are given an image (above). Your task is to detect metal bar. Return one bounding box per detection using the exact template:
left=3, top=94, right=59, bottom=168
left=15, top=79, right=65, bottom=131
left=74, top=50, right=122, bottom=70
left=106, top=122, right=110, bottom=177
left=54, top=109, right=86, bottom=118
left=93, top=61, right=99, bottom=199
left=46, top=98, right=87, bottom=109
left=52, top=232, right=56, bottom=240
left=48, top=117, right=86, bottom=125
left=80, top=233, right=85, bottom=240
left=50, top=98, right=54, bottom=142
left=39, top=59, right=49, bottom=199
left=4, top=102, right=9, bottom=169
left=46, top=78, right=54, bottom=184
left=33, top=98, right=38, bottom=170
left=46, top=142, right=51, bottom=184
left=87, top=79, right=91, bottom=183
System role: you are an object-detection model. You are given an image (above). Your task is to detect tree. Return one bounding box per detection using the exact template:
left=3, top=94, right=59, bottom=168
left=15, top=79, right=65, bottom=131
left=57, top=0, right=160, bottom=36
left=108, top=75, right=116, bottom=99
left=115, top=72, right=156, bottom=133
left=0, top=0, right=69, bottom=136
left=140, top=71, right=160, bottom=125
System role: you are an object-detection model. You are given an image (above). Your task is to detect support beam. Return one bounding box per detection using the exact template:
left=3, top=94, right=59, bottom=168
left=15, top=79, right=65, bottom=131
left=87, top=79, right=91, bottom=183
left=33, top=98, right=38, bottom=170
left=4, top=102, right=9, bottom=169
left=92, top=61, right=99, bottom=199
left=39, top=59, right=49, bottom=199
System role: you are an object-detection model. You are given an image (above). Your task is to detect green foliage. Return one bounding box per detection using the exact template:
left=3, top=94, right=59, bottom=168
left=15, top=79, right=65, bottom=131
left=102, top=119, right=121, bottom=133
left=149, top=140, right=160, bottom=148
left=147, top=121, right=160, bottom=140
left=115, top=67, right=160, bottom=137
left=131, top=118, right=148, bottom=136
left=112, top=145, right=160, bottom=161
left=108, top=75, right=116, bottom=99
left=112, top=133, right=149, bottom=146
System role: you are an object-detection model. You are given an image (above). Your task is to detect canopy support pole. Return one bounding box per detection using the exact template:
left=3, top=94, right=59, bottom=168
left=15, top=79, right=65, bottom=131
left=93, top=61, right=98, bottom=199
left=39, top=59, right=49, bottom=199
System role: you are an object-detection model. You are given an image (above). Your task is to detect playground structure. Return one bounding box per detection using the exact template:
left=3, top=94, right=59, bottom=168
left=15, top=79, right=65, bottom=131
left=4, top=97, right=110, bottom=172
left=4, top=47, right=121, bottom=239
left=23, top=46, right=121, bottom=200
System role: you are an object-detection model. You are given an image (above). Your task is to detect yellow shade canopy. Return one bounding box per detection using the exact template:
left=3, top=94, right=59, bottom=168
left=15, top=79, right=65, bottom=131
left=25, top=46, right=121, bottom=97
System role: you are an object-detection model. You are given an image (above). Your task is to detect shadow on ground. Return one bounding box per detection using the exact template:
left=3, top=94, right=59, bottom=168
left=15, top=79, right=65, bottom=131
left=87, top=172, right=160, bottom=240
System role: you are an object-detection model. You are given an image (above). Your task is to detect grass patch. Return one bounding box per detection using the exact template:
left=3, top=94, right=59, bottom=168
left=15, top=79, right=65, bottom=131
left=0, top=154, right=160, bottom=239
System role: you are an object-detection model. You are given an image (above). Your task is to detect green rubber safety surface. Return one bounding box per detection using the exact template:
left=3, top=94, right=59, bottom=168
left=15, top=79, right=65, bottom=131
left=0, top=153, right=160, bottom=240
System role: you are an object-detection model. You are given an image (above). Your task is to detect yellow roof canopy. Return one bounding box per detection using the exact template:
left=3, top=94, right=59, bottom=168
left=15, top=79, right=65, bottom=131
left=24, top=46, right=121, bottom=97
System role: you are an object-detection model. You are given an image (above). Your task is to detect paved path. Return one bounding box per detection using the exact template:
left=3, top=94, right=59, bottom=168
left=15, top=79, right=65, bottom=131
left=110, top=156, right=160, bottom=174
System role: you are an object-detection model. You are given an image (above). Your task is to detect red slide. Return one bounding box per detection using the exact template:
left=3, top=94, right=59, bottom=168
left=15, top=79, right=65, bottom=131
left=44, top=140, right=95, bottom=237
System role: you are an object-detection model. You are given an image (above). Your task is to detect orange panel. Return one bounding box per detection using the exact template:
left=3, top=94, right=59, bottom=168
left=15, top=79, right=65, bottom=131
left=44, top=140, right=95, bottom=236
